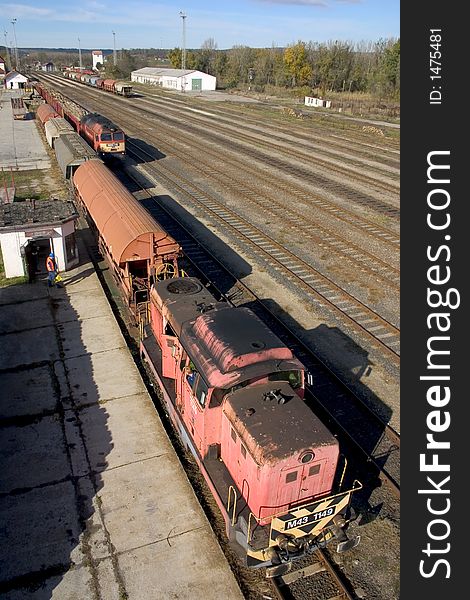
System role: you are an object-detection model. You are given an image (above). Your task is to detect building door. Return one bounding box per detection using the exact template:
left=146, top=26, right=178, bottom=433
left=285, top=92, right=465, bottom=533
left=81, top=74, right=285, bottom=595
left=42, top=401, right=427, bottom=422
left=191, top=78, right=202, bottom=91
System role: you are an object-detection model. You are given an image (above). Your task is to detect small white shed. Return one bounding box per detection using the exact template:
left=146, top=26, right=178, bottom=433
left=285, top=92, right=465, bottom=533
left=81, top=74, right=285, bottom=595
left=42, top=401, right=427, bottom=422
left=4, top=71, right=29, bottom=90
left=0, top=199, right=79, bottom=279
left=131, top=68, right=216, bottom=92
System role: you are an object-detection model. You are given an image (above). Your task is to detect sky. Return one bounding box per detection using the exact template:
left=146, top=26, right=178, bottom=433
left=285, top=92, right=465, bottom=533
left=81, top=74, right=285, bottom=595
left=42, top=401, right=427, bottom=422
left=1, top=1, right=399, bottom=51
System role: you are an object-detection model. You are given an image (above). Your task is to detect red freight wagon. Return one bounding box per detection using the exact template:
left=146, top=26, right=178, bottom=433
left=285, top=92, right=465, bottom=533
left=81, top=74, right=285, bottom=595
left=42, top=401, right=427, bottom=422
left=103, top=79, right=116, bottom=92
left=36, top=103, right=59, bottom=124
left=73, top=159, right=180, bottom=316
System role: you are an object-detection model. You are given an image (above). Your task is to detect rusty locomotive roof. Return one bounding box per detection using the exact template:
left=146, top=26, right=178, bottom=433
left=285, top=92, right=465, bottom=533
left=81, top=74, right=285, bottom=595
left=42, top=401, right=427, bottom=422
left=80, top=112, right=122, bottom=133
left=153, top=278, right=304, bottom=388
left=73, top=160, right=180, bottom=265
left=223, top=381, right=338, bottom=464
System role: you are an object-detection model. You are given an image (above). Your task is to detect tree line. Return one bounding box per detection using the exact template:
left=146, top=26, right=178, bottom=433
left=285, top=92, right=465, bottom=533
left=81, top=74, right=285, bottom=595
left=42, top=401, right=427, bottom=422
left=167, top=38, right=400, bottom=100
left=13, top=37, right=399, bottom=100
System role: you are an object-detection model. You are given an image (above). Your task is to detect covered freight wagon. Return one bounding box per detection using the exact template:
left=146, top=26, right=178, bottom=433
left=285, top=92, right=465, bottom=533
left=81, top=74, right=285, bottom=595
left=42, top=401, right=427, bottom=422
left=73, top=159, right=181, bottom=315
left=54, top=132, right=97, bottom=179
left=103, top=79, right=116, bottom=92
left=36, top=103, right=59, bottom=124
left=45, top=117, right=74, bottom=148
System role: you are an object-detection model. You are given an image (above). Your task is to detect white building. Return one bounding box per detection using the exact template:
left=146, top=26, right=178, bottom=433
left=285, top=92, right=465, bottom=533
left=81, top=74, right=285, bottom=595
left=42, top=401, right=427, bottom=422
left=304, top=96, right=332, bottom=108
left=0, top=56, right=6, bottom=83
left=92, top=50, right=104, bottom=70
left=4, top=71, right=28, bottom=90
left=131, top=68, right=216, bottom=92
left=0, top=199, right=79, bottom=279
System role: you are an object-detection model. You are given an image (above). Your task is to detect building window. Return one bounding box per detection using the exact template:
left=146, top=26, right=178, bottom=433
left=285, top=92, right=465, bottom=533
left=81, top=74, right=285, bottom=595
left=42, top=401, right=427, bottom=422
left=286, top=471, right=298, bottom=483
left=241, top=444, right=247, bottom=458
left=231, top=427, right=237, bottom=443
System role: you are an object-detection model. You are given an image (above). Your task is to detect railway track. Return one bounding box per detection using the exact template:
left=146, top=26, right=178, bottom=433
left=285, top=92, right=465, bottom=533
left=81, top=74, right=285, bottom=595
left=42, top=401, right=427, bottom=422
left=126, top=115, right=400, bottom=290
left=133, top=85, right=400, bottom=170
left=34, top=73, right=400, bottom=599
left=121, top=164, right=400, bottom=596
left=127, top=138, right=400, bottom=360
left=134, top=95, right=400, bottom=202
left=38, top=74, right=401, bottom=259
left=270, top=549, right=355, bottom=600
left=117, top=152, right=401, bottom=497
left=35, top=77, right=400, bottom=365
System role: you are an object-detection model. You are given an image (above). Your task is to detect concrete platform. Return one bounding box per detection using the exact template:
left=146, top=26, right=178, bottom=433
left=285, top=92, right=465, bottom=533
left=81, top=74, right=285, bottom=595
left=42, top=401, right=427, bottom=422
left=0, top=90, right=51, bottom=170
left=0, top=235, right=243, bottom=599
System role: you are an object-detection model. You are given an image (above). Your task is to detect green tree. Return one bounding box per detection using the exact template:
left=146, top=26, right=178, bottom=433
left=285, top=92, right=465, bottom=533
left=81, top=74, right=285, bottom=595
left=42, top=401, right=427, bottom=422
left=369, top=38, right=400, bottom=99
left=168, top=47, right=182, bottom=68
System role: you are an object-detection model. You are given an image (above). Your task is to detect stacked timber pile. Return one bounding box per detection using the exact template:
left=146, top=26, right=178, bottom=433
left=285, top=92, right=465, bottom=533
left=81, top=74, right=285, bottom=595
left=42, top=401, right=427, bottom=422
left=281, top=106, right=306, bottom=119
left=362, top=125, right=385, bottom=136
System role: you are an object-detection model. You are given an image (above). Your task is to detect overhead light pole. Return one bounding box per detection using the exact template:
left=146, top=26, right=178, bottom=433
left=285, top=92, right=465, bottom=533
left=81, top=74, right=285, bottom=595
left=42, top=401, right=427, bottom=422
left=3, top=30, right=11, bottom=71
left=179, top=11, right=187, bottom=93
left=11, top=18, right=19, bottom=70
left=112, top=31, right=117, bottom=66
left=179, top=11, right=187, bottom=69
left=78, top=37, right=83, bottom=71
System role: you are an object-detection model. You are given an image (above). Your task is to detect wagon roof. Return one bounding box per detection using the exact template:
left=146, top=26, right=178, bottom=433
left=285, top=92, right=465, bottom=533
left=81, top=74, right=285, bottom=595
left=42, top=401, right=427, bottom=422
left=36, top=103, right=59, bottom=122
left=73, top=159, right=179, bottom=265
left=223, top=381, right=337, bottom=463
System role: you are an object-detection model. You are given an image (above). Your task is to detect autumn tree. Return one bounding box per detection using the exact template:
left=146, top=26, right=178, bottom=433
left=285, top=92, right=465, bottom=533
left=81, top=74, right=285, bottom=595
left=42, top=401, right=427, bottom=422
left=283, top=42, right=312, bottom=87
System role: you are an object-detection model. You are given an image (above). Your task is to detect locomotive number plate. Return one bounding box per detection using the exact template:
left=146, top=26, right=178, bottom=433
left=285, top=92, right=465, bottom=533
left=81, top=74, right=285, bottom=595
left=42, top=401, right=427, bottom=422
left=285, top=506, right=335, bottom=530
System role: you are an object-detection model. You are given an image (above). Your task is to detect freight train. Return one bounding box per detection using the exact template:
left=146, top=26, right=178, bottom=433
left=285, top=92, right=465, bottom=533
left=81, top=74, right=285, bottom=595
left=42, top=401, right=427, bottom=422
left=39, top=86, right=361, bottom=574
left=63, top=69, right=133, bottom=97
left=34, top=81, right=126, bottom=154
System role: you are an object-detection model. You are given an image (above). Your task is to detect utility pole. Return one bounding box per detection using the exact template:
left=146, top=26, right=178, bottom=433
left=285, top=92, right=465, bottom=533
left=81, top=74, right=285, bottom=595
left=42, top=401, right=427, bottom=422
left=112, top=31, right=117, bottom=66
left=78, top=37, right=82, bottom=71
left=179, top=11, right=186, bottom=69
left=3, top=30, right=10, bottom=71
left=179, top=11, right=187, bottom=93
left=11, top=18, right=19, bottom=70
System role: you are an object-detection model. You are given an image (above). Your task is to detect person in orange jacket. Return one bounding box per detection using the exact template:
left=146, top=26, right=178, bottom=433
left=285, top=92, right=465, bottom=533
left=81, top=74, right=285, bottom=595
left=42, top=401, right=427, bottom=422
left=46, top=252, right=60, bottom=287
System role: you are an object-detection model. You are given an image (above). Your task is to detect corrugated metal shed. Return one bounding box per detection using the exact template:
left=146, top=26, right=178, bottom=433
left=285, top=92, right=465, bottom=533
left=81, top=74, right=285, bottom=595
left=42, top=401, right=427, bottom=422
left=73, top=159, right=179, bottom=265
left=131, top=67, right=216, bottom=91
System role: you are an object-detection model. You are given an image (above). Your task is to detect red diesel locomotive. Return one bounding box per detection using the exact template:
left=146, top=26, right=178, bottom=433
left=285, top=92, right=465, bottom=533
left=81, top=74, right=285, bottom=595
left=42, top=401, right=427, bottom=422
left=79, top=113, right=126, bottom=155
left=141, top=277, right=361, bottom=576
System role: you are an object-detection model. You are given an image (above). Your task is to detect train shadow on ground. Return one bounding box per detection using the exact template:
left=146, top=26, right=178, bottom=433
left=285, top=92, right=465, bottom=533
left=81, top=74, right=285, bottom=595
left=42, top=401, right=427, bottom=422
left=126, top=137, right=166, bottom=163
left=0, top=232, right=111, bottom=597
left=113, top=161, right=254, bottom=284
